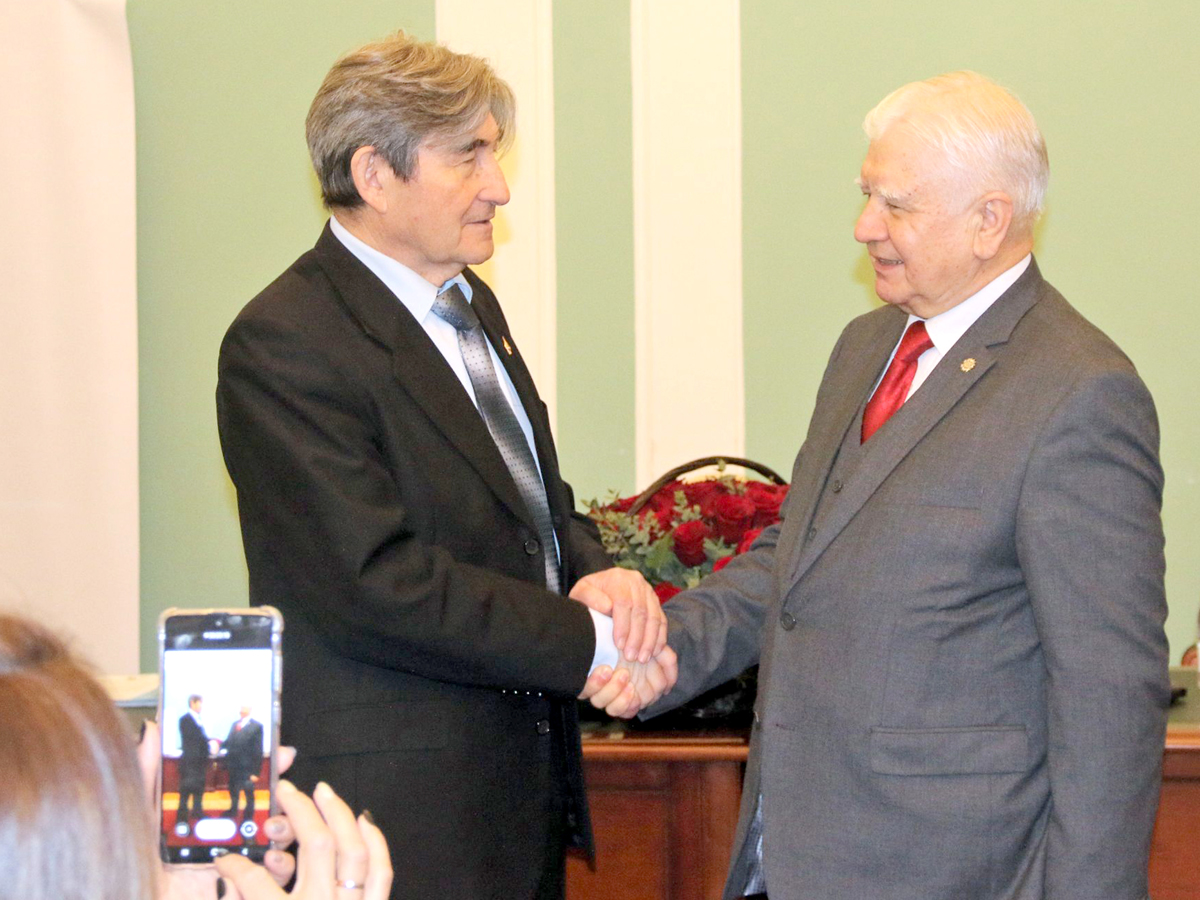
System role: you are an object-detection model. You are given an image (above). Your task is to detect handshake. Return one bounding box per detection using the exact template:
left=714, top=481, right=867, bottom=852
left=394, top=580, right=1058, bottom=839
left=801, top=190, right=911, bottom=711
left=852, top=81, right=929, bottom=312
left=569, top=568, right=679, bottom=718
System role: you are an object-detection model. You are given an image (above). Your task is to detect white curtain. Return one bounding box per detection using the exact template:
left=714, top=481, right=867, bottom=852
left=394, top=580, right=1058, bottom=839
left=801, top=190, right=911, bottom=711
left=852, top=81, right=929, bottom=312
left=0, top=0, right=139, bottom=673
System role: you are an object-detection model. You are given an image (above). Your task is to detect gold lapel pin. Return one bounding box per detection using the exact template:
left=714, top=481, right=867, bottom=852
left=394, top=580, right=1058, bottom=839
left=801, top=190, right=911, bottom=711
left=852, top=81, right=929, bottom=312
left=960, top=357, right=976, bottom=372
left=502, top=336, right=514, bottom=356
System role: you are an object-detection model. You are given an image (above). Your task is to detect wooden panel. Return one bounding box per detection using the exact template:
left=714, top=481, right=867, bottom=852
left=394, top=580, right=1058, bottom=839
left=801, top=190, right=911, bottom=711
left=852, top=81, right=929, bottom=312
left=569, top=736, right=744, bottom=900
left=568, top=763, right=671, bottom=900
left=1149, top=774, right=1200, bottom=900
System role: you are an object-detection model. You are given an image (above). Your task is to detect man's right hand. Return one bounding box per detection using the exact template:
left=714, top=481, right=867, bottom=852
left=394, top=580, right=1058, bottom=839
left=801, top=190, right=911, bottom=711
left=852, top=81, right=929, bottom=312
left=578, top=646, right=678, bottom=718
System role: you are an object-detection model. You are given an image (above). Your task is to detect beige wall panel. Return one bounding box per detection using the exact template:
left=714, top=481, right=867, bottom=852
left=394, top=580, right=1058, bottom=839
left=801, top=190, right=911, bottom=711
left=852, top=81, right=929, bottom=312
left=632, top=0, right=744, bottom=487
left=0, top=0, right=139, bottom=673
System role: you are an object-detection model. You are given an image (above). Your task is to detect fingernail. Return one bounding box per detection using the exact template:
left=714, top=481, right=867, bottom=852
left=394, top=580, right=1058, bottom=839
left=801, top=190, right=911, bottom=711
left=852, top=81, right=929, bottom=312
left=265, top=818, right=286, bottom=838
left=361, top=809, right=376, bottom=826
left=314, top=781, right=332, bottom=798
left=277, top=779, right=296, bottom=795
left=216, top=878, right=227, bottom=899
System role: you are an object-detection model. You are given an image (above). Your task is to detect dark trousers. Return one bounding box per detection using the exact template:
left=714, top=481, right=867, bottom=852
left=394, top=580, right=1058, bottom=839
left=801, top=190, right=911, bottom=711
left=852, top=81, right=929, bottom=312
left=228, top=775, right=256, bottom=819
left=180, top=781, right=204, bottom=820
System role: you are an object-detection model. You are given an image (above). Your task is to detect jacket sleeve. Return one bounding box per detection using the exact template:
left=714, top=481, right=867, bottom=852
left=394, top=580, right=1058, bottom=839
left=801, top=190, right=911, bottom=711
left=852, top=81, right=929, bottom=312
left=216, top=309, right=597, bottom=698
left=1016, top=366, right=1169, bottom=899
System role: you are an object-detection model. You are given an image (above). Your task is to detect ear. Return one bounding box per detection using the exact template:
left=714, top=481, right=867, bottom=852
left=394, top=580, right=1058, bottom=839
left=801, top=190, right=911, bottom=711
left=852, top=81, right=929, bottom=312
left=348, top=146, right=396, bottom=214
left=972, top=191, right=1014, bottom=260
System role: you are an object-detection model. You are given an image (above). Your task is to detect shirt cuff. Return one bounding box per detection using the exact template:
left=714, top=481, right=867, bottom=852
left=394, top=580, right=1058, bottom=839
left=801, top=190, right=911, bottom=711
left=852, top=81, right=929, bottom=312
left=588, top=608, right=619, bottom=673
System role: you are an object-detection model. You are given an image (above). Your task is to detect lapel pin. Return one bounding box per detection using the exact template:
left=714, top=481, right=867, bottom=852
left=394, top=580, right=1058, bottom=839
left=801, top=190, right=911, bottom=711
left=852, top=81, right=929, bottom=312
left=502, top=336, right=513, bottom=356
left=960, top=357, right=976, bottom=372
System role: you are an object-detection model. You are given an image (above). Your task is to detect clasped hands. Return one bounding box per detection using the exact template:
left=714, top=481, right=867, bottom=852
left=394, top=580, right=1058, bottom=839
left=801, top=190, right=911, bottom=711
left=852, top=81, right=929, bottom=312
left=570, top=567, right=678, bottom=718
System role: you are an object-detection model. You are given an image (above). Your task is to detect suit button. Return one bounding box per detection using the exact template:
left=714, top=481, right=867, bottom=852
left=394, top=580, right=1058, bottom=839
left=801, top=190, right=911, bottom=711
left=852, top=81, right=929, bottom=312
left=780, top=611, right=796, bottom=631
left=524, top=539, right=540, bottom=556
left=831, top=479, right=844, bottom=493
left=536, top=719, right=551, bottom=735
left=806, top=527, right=817, bottom=542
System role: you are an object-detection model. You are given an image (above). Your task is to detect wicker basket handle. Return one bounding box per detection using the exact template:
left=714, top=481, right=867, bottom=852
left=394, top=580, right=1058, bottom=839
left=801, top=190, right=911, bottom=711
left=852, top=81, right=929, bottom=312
left=628, top=456, right=787, bottom=515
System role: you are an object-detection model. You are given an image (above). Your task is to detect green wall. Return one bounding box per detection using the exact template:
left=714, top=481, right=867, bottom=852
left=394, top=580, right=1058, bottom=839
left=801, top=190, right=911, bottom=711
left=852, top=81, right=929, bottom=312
left=741, top=3, right=1200, bottom=658
left=128, top=0, right=435, bottom=669
left=553, top=1, right=637, bottom=506
left=131, top=2, right=1199, bottom=668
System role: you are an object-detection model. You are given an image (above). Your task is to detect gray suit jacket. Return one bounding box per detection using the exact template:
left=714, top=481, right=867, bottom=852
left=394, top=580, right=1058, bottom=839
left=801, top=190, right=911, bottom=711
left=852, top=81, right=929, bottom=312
left=653, top=261, right=1169, bottom=900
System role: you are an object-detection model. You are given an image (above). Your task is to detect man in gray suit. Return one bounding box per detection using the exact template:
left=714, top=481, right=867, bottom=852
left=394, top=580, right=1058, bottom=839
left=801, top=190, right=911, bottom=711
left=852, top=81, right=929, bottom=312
left=649, top=72, right=1170, bottom=900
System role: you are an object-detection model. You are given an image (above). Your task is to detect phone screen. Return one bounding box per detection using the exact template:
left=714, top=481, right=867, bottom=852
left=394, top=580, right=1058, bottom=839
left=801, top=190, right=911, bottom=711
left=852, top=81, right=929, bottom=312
left=158, top=609, right=282, bottom=863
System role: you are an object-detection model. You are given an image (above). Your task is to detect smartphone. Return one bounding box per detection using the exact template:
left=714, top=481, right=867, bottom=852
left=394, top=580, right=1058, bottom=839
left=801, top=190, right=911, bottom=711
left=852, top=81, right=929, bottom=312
left=157, top=607, right=283, bottom=863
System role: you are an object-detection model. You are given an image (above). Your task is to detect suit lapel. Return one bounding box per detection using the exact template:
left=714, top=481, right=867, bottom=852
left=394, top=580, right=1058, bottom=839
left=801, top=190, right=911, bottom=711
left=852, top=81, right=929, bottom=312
left=777, top=310, right=906, bottom=584
left=311, top=226, right=534, bottom=530
left=785, top=260, right=1046, bottom=591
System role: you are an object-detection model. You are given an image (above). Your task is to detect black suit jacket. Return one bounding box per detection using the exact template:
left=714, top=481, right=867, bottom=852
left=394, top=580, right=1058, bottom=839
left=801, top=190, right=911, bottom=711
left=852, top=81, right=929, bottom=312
left=223, top=719, right=264, bottom=782
left=217, top=224, right=612, bottom=899
left=178, top=713, right=209, bottom=783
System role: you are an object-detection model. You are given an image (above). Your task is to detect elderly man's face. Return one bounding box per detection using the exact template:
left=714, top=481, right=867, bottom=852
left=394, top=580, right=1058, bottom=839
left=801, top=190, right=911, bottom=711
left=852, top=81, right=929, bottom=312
left=854, top=126, right=984, bottom=318
left=381, top=113, right=510, bottom=286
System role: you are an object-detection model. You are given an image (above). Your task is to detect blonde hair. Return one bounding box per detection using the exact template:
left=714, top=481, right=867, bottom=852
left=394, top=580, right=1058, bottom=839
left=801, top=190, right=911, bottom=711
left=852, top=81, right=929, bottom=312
left=0, top=615, right=157, bottom=900
left=306, top=30, right=515, bottom=208
left=864, top=71, right=1048, bottom=232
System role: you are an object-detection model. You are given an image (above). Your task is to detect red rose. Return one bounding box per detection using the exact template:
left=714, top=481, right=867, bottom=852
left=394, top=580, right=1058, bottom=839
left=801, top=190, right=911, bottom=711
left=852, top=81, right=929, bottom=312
left=651, top=481, right=684, bottom=514
left=654, top=582, right=682, bottom=603
left=745, top=481, right=786, bottom=527
left=712, top=493, right=756, bottom=544
left=682, top=479, right=725, bottom=516
left=671, top=519, right=712, bottom=567
left=712, top=554, right=734, bottom=572
left=737, top=527, right=764, bottom=555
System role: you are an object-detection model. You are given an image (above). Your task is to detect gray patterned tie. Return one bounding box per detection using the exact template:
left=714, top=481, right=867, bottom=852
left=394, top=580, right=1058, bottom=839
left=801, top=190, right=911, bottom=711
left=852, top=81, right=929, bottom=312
left=432, top=284, right=561, bottom=593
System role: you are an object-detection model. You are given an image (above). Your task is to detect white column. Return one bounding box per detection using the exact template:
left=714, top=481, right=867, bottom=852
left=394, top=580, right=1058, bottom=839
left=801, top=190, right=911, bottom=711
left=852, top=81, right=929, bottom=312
left=0, top=0, right=140, bottom=673
left=631, top=0, right=744, bottom=487
left=436, top=0, right=559, bottom=430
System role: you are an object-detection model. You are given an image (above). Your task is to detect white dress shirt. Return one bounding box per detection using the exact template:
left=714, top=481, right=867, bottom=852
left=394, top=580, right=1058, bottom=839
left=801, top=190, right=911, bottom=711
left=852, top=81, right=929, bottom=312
left=873, top=254, right=1032, bottom=400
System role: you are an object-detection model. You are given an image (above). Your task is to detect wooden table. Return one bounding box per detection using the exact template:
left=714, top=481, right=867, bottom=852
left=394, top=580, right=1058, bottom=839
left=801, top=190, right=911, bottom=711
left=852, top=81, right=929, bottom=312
left=567, top=728, right=746, bottom=900
left=571, top=668, right=1200, bottom=900
left=1151, top=666, right=1200, bottom=899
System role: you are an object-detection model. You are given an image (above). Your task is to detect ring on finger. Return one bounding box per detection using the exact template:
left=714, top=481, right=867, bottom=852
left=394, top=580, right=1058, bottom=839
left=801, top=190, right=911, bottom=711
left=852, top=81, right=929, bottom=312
left=335, top=879, right=365, bottom=890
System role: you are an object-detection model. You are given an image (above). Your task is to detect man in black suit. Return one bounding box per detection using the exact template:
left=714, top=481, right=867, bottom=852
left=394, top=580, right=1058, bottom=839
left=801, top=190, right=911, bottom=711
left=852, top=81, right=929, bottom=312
left=177, top=694, right=209, bottom=824
left=216, top=30, right=674, bottom=900
left=222, top=704, right=264, bottom=823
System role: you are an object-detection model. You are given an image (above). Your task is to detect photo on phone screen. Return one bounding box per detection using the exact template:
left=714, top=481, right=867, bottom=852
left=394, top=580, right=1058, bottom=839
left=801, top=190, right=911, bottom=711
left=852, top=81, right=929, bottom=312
left=158, top=608, right=282, bottom=863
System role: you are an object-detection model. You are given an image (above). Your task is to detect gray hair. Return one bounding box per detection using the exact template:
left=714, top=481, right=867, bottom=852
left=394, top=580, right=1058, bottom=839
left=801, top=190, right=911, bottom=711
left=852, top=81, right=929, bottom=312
left=863, top=71, right=1048, bottom=232
left=306, top=30, right=515, bottom=209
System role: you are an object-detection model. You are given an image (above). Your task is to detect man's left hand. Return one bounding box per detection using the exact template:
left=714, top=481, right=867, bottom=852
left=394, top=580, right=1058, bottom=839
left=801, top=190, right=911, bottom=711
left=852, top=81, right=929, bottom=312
left=570, top=568, right=667, bottom=662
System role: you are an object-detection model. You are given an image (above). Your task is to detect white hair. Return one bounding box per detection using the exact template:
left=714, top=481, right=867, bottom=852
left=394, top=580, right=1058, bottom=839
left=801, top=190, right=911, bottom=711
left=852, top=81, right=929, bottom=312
left=863, top=71, right=1049, bottom=231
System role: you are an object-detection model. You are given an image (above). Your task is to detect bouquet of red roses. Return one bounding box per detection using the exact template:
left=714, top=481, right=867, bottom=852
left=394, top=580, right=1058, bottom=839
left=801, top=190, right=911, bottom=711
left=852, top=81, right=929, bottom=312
left=585, top=462, right=789, bottom=604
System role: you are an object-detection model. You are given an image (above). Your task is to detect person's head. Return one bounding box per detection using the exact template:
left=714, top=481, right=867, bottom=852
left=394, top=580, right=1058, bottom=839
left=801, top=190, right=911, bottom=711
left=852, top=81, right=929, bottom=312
left=240, top=704, right=251, bottom=719
left=854, top=71, right=1048, bottom=318
left=188, top=693, right=202, bottom=713
left=306, top=30, right=514, bottom=284
left=0, top=615, right=157, bottom=900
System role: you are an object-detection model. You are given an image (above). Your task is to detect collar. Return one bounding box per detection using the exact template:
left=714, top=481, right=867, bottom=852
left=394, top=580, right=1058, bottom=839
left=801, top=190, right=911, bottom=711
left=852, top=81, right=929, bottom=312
left=329, top=215, right=473, bottom=318
left=911, top=253, right=1032, bottom=352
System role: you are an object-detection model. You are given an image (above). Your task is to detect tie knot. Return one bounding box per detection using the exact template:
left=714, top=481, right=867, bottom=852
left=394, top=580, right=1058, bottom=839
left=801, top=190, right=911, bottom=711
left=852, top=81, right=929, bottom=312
left=431, top=284, right=479, bottom=332
left=896, top=320, right=933, bottom=364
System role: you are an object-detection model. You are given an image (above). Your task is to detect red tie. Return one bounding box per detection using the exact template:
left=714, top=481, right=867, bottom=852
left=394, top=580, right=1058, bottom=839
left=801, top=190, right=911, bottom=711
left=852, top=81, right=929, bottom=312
left=861, top=320, right=933, bottom=443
